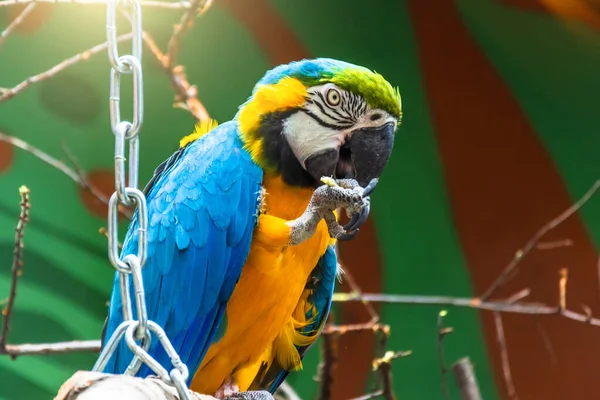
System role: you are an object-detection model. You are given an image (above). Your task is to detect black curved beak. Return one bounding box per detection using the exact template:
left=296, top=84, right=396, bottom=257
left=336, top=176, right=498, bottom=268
left=347, top=121, right=395, bottom=187
left=304, top=121, right=396, bottom=187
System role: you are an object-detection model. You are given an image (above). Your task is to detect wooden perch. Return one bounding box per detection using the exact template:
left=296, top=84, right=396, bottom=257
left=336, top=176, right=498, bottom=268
left=54, top=371, right=276, bottom=400
left=452, top=357, right=482, bottom=400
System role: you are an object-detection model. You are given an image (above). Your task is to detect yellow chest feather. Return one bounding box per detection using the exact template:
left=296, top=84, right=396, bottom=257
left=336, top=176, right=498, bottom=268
left=191, top=174, right=331, bottom=394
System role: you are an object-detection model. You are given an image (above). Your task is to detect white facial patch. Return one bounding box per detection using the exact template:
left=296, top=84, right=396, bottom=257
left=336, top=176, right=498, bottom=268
left=282, top=111, right=346, bottom=168
left=281, top=83, right=398, bottom=169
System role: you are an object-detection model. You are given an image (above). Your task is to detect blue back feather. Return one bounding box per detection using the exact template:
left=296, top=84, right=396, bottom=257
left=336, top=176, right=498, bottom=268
left=100, top=121, right=263, bottom=382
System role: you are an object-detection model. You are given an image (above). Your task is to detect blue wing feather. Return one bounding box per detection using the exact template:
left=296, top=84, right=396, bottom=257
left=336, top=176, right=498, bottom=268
left=256, top=244, right=338, bottom=393
left=100, top=121, right=263, bottom=382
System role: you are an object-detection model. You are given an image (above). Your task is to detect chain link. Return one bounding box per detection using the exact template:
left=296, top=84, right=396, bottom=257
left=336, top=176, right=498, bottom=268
left=93, top=1, right=191, bottom=398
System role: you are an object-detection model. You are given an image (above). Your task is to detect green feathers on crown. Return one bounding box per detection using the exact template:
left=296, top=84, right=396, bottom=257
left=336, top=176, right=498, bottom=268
left=254, top=58, right=403, bottom=123
left=325, top=68, right=402, bottom=122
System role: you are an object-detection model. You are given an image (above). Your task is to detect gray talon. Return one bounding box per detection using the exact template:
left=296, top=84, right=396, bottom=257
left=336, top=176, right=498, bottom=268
left=344, top=212, right=361, bottom=231
left=363, top=178, right=379, bottom=197
left=343, top=202, right=370, bottom=232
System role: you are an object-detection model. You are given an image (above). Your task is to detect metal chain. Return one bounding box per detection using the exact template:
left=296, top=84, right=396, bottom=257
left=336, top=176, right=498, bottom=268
left=92, top=1, right=191, bottom=398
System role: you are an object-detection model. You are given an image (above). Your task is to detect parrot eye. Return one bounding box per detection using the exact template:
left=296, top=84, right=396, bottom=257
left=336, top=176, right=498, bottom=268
left=325, top=88, right=341, bottom=107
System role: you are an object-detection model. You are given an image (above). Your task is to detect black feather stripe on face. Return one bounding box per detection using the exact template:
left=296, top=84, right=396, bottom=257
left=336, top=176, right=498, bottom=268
left=313, top=91, right=351, bottom=121
left=301, top=109, right=354, bottom=130
left=257, top=109, right=319, bottom=187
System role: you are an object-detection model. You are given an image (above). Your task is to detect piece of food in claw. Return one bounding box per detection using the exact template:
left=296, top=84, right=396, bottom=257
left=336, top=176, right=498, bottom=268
left=320, top=176, right=339, bottom=187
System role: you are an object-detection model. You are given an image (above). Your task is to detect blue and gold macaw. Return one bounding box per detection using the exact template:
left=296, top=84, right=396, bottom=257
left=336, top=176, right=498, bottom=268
left=100, top=58, right=402, bottom=397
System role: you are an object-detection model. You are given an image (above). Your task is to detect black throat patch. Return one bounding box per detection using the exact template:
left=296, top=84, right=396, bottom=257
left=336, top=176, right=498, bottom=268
left=257, top=109, right=318, bottom=188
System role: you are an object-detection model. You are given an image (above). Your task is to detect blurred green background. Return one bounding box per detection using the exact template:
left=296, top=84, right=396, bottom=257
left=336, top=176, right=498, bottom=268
left=2, top=0, right=600, bottom=399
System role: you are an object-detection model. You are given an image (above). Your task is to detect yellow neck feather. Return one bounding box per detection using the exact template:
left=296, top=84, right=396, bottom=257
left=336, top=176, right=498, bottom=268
left=237, top=77, right=307, bottom=168
left=179, top=118, right=219, bottom=148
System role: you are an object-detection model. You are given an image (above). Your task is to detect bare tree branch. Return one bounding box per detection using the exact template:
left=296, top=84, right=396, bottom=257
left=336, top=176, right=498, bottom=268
left=0, top=132, right=132, bottom=219
left=479, top=179, right=600, bottom=301
left=559, top=268, right=568, bottom=311
left=348, top=391, right=384, bottom=400
left=332, top=291, right=600, bottom=324
left=374, top=350, right=410, bottom=400
left=318, top=330, right=338, bottom=400
left=0, top=33, right=132, bottom=103
left=0, top=0, right=190, bottom=8
left=494, top=312, right=517, bottom=400
left=164, top=0, right=213, bottom=69
left=2, top=340, right=101, bottom=357
left=0, top=3, right=36, bottom=46
left=536, top=239, right=573, bottom=250
left=0, top=186, right=31, bottom=355
left=120, top=11, right=211, bottom=122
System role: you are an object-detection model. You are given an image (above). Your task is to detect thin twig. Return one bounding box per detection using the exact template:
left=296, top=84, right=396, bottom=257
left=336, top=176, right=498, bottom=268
left=0, top=132, right=79, bottom=182
left=348, top=391, right=384, bottom=400
left=559, top=268, right=568, bottom=311
left=494, top=312, right=517, bottom=399
left=480, top=179, right=600, bottom=300
left=332, top=292, right=600, bottom=325
left=374, top=324, right=391, bottom=391
left=437, top=310, right=453, bottom=400
left=535, top=318, right=558, bottom=365
left=0, top=3, right=36, bottom=45
left=338, top=261, right=379, bottom=324
left=323, top=321, right=380, bottom=334
left=61, top=143, right=132, bottom=219
left=0, top=33, right=132, bottom=103
left=452, top=357, right=482, bottom=400
left=318, top=330, right=338, bottom=400
left=2, top=340, right=101, bottom=357
left=164, top=0, right=212, bottom=69
left=372, top=351, right=410, bottom=400
left=0, top=132, right=132, bottom=219
left=121, top=11, right=211, bottom=122
left=99, top=227, right=123, bottom=249
left=536, top=239, right=573, bottom=250
left=504, top=288, right=531, bottom=304
left=0, top=186, right=31, bottom=355
left=0, top=0, right=190, bottom=8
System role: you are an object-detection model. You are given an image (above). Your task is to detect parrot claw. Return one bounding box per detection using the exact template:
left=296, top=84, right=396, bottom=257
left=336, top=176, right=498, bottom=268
left=287, top=178, right=377, bottom=245
left=338, top=178, right=377, bottom=240
left=363, top=178, right=379, bottom=197
left=343, top=202, right=370, bottom=232
left=339, top=204, right=370, bottom=241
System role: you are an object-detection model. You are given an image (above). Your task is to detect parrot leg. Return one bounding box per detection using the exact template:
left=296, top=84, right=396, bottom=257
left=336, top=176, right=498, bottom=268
left=287, top=178, right=374, bottom=245
left=215, top=377, right=240, bottom=399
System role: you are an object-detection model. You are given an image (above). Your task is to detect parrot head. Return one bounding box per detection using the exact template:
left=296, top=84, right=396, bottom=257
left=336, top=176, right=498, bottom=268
left=236, top=58, right=402, bottom=188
